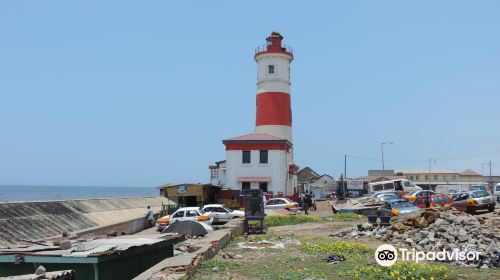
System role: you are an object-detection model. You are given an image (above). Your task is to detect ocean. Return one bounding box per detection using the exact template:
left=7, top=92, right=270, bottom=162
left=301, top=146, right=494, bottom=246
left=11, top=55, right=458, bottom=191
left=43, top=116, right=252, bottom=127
left=0, top=185, right=158, bottom=202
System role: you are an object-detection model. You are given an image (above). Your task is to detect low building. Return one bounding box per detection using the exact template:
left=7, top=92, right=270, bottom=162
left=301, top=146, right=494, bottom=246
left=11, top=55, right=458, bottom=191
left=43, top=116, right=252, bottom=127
left=297, top=167, right=337, bottom=199
left=209, top=160, right=226, bottom=187
left=222, top=133, right=297, bottom=196
left=393, top=169, right=500, bottom=190
left=158, top=183, right=219, bottom=207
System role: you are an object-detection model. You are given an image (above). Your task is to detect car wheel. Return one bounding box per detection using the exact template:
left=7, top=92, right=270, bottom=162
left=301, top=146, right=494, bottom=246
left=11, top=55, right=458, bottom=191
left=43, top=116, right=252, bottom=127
left=466, top=206, right=476, bottom=215
left=488, top=205, right=495, bottom=212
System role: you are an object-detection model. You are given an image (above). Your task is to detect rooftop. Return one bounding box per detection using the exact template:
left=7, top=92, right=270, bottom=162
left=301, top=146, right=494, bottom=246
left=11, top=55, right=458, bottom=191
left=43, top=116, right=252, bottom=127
left=460, top=169, right=481, bottom=176
left=224, top=133, right=284, bottom=141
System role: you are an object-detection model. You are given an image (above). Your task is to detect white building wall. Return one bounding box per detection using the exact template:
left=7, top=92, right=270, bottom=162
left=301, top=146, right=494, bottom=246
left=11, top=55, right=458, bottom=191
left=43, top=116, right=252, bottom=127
left=225, top=149, right=291, bottom=195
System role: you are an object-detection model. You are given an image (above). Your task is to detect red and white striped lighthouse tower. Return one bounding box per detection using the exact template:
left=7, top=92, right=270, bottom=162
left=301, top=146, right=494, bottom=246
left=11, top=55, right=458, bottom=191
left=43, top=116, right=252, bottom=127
left=254, top=32, right=294, bottom=152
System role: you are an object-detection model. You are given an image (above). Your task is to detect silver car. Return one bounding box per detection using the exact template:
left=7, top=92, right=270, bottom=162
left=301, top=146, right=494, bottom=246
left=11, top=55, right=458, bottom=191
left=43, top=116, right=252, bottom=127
left=451, top=190, right=495, bottom=214
left=202, top=204, right=244, bottom=223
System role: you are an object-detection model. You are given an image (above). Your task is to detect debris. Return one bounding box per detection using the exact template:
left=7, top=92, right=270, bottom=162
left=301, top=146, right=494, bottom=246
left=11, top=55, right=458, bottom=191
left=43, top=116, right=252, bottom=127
left=221, top=251, right=242, bottom=259
left=323, top=254, right=345, bottom=264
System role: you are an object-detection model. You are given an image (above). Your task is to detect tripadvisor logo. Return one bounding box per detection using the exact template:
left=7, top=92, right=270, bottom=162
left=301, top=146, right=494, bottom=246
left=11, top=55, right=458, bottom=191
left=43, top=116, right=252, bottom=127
left=375, top=244, right=480, bottom=266
left=375, top=244, right=398, bottom=266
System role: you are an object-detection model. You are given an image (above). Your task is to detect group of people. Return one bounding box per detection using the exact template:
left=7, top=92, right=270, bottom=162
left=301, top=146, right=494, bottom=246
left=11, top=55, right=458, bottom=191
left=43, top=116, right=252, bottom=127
left=298, top=191, right=316, bottom=214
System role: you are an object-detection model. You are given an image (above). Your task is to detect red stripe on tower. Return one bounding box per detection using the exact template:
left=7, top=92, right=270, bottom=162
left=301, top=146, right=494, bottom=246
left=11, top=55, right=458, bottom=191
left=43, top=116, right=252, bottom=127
left=256, top=92, right=292, bottom=126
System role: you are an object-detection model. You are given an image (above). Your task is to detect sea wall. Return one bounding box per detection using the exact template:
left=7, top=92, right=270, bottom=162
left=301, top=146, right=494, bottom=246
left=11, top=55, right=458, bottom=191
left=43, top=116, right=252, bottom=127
left=0, top=196, right=175, bottom=248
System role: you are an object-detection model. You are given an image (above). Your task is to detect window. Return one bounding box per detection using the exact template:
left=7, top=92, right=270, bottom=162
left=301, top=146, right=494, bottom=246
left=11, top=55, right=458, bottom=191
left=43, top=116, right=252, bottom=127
left=242, top=151, right=251, bottom=163
left=416, top=175, right=420, bottom=180
left=443, top=175, right=448, bottom=181
left=260, top=150, right=268, bottom=164
left=410, top=176, right=414, bottom=180
left=185, top=210, right=198, bottom=217
left=434, top=175, right=438, bottom=180
left=452, top=175, right=457, bottom=181
left=268, top=65, right=275, bottom=74
left=215, top=207, right=227, bottom=213
left=425, top=175, right=429, bottom=180
left=259, top=182, right=268, bottom=193
left=210, top=169, right=218, bottom=179
left=173, top=211, right=184, bottom=218
left=242, top=182, right=251, bottom=190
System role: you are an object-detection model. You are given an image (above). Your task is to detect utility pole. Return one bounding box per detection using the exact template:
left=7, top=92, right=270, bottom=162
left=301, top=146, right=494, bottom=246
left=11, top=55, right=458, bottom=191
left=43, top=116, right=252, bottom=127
left=380, top=142, right=393, bottom=170
left=489, top=160, right=493, bottom=193
left=344, top=154, right=347, bottom=199
left=428, top=158, right=436, bottom=191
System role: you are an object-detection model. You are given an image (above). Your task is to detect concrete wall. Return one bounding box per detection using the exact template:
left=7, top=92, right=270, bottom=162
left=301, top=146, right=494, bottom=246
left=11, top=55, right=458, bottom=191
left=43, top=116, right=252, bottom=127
left=0, top=197, right=175, bottom=248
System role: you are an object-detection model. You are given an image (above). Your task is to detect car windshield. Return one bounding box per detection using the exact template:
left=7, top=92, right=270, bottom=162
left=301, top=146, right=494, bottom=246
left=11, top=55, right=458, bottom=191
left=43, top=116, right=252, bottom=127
left=471, top=191, right=488, bottom=198
left=197, top=209, right=205, bottom=215
left=496, top=186, right=500, bottom=191
left=391, top=201, right=414, bottom=208
left=223, top=206, right=233, bottom=212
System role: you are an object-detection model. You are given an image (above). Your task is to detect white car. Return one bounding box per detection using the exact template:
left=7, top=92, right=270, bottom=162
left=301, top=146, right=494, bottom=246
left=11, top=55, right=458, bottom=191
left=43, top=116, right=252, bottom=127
left=264, top=198, right=299, bottom=210
left=494, top=183, right=500, bottom=203
left=202, top=204, right=244, bottom=223
left=155, top=207, right=213, bottom=231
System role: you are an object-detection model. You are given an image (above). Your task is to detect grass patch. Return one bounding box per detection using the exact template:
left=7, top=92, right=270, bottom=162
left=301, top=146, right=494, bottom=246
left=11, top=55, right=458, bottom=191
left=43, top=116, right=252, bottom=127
left=345, top=261, right=450, bottom=280
left=198, top=258, right=239, bottom=272
left=326, top=213, right=365, bottom=221
left=264, top=213, right=364, bottom=227
left=300, top=238, right=372, bottom=256
left=264, top=214, right=322, bottom=227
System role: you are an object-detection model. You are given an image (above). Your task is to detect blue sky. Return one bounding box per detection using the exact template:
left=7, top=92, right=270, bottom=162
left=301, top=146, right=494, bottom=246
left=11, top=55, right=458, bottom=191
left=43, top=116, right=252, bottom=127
left=1, top=1, right=499, bottom=187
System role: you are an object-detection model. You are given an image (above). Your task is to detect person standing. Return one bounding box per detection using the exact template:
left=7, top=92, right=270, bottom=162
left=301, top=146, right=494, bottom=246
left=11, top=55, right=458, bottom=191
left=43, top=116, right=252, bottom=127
left=304, top=191, right=312, bottom=215
left=146, top=206, right=154, bottom=228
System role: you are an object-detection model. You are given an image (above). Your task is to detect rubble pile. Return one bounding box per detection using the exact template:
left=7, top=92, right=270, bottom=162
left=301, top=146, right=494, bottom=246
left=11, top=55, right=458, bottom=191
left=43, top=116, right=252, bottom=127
left=333, top=205, right=500, bottom=268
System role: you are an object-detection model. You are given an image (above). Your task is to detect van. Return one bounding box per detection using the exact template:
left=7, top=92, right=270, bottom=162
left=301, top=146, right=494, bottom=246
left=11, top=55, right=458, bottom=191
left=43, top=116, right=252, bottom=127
left=494, top=183, right=500, bottom=202
left=368, top=179, right=422, bottom=195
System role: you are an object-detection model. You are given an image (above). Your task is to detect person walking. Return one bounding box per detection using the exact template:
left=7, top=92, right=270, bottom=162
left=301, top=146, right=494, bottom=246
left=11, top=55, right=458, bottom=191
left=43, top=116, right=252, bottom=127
left=146, top=206, right=154, bottom=228
left=304, top=191, right=312, bottom=215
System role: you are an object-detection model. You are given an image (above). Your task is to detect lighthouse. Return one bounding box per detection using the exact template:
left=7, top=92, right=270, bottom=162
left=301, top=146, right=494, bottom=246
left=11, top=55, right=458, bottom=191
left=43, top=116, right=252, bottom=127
left=254, top=32, right=294, bottom=147
left=211, top=32, right=298, bottom=198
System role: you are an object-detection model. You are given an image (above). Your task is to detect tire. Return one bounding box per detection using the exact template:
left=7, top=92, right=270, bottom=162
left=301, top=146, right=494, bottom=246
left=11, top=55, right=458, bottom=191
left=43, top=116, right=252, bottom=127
left=467, top=206, right=476, bottom=215
left=488, top=205, right=495, bottom=212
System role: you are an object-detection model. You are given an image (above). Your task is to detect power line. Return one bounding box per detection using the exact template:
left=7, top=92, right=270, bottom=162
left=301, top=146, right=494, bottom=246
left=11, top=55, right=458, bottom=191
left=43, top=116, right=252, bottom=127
left=346, top=150, right=500, bottom=164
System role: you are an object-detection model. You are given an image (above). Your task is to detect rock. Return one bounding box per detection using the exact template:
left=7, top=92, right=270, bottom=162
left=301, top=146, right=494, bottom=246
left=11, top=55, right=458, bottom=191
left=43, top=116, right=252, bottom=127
left=480, top=264, right=489, bottom=269
left=435, top=218, right=445, bottom=227
left=414, top=217, right=428, bottom=228
left=428, top=232, right=435, bottom=242
left=405, top=238, right=413, bottom=244
left=361, top=223, right=374, bottom=231
left=35, top=266, right=46, bottom=276
left=59, top=240, right=71, bottom=250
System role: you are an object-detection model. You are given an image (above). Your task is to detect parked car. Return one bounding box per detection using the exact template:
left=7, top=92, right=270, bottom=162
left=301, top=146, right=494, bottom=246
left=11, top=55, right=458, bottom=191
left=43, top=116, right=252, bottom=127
left=451, top=190, right=496, bottom=214
left=155, top=207, right=213, bottom=231
left=383, top=199, right=420, bottom=215
left=264, top=198, right=299, bottom=210
left=202, top=204, right=244, bottom=223
left=413, top=193, right=453, bottom=208
left=403, top=190, right=436, bottom=202
left=494, top=183, right=500, bottom=203
left=372, top=191, right=400, bottom=202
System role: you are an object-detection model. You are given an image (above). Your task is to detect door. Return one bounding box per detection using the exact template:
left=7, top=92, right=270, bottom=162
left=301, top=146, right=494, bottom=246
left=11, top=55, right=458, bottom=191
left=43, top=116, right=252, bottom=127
left=171, top=210, right=185, bottom=223
left=214, top=207, right=230, bottom=222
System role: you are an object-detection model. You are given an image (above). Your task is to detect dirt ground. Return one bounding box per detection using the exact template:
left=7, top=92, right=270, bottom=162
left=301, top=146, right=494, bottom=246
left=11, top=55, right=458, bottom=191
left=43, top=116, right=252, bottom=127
left=187, top=203, right=499, bottom=280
